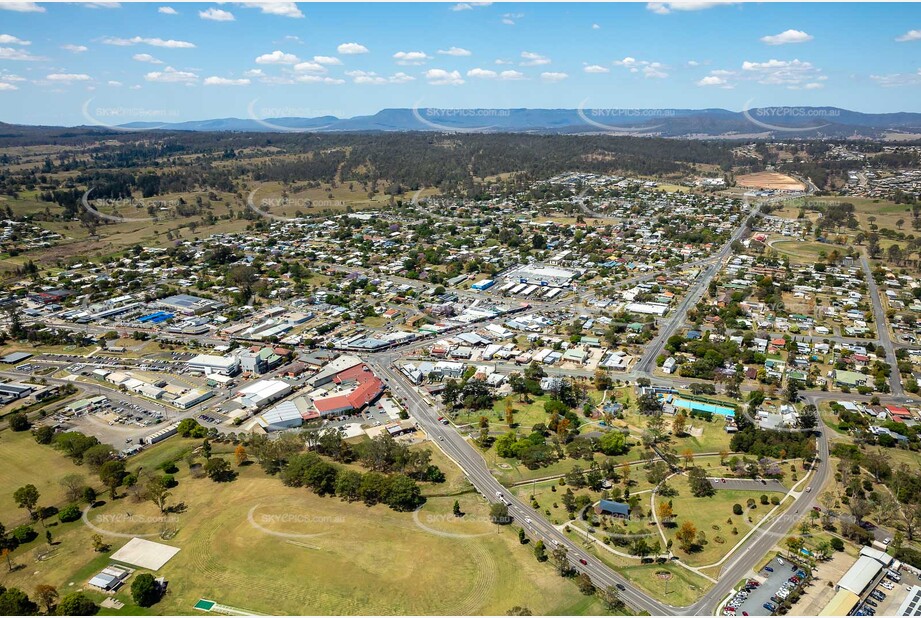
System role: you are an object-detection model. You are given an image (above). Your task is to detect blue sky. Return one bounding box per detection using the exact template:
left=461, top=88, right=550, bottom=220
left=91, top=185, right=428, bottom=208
left=0, top=1, right=919, bottom=126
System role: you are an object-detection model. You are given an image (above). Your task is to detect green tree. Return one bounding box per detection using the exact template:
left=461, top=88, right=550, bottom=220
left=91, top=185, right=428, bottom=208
left=13, top=485, right=41, bottom=521
left=130, top=574, right=161, bottom=607
left=55, top=592, right=98, bottom=615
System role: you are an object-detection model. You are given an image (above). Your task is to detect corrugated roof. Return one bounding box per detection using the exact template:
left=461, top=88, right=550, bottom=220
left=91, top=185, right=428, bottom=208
left=819, top=589, right=859, bottom=616
left=838, top=555, right=882, bottom=595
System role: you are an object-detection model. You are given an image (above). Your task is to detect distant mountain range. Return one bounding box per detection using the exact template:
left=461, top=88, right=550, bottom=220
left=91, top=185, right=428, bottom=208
left=7, top=107, right=921, bottom=139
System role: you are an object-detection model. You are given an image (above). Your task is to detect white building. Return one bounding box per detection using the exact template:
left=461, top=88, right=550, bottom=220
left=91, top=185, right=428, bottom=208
left=186, top=354, right=240, bottom=376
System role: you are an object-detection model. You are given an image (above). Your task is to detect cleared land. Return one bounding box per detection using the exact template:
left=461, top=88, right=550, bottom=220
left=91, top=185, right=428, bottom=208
left=736, top=172, right=805, bottom=192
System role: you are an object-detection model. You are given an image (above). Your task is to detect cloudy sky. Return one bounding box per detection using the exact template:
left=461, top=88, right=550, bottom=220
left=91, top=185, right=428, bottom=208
left=0, top=1, right=919, bottom=125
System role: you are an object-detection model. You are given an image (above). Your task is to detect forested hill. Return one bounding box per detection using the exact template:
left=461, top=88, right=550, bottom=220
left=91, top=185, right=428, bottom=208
left=0, top=131, right=739, bottom=194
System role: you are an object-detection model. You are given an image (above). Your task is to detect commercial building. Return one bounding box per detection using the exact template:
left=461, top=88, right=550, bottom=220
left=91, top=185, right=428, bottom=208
left=157, top=293, right=223, bottom=315
left=505, top=264, right=580, bottom=288
left=174, top=389, right=214, bottom=410
left=237, top=379, right=292, bottom=409
left=186, top=354, right=240, bottom=376
left=0, top=381, right=33, bottom=403
left=143, top=422, right=180, bottom=445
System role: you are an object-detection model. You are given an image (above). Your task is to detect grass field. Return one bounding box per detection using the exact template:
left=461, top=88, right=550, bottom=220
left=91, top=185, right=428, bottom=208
left=661, top=474, right=788, bottom=567
left=0, top=429, right=88, bottom=525
left=0, top=436, right=605, bottom=616
left=769, top=239, right=839, bottom=263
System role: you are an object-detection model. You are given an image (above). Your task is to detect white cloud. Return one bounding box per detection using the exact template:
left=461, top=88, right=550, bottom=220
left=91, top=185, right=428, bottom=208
left=204, top=76, right=249, bottom=86
left=438, top=46, right=471, bottom=57
left=870, top=71, right=921, bottom=87
left=584, top=64, right=609, bottom=74
left=451, top=2, right=491, bottom=10
left=592, top=23, right=601, bottom=29
left=313, top=55, right=341, bottom=65
left=425, top=68, right=464, bottom=85
left=0, top=34, right=30, bottom=45
left=46, top=73, right=92, bottom=82
left=613, top=56, right=668, bottom=78
left=293, top=61, right=326, bottom=73
left=687, top=60, right=700, bottom=67
left=466, top=68, right=496, bottom=79
left=255, top=50, right=299, bottom=64
left=896, top=30, right=921, bottom=42
left=540, top=71, right=568, bottom=82
left=129, top=84, right=141, bottom=90
left=697, top=74, right=730, bottom=87
left=158, top=6, right=177, bottom=14
left=200, top=8, right=235, bottom=21
left=520, top=51, right=550, bottom=66
left=295, top=74, right=344, bottom=84
left=0, top=47, right=42, bottom=61
left=647, top=2, right=734, bottom=14
left=0, top=82, right=19, bottom=91
left=62, top=44, right=88, bottom=53
left=337, top=42, right=368, bottom=55
left=107, top=80, right=122, bottom=86
left=346, top=70, right=413, bottom=85
left=84, top=3, right=121, bottom=8
left=243, top=68, right=264, bottom=77
left=239, top=3, right=304, bottom=18
left=502, top=12, right=523, bottom=25
left=393, top=51, right=430, bottom=65
left=144, top=66, right=198, bottom=83
left=498, top=69, right=525, bottom=80
left=0, top=2, right=45, bottom=11
left=0, top=71, right=26, bottom=82
left=643, top=62, right=668, bottom=78
left=741, top=58, right=820, bottom=86
left=133, top=53, right=163, bottom=64
left=760, top=29, right=813, bottom=45
left=801, top=82, right=823, bottom=90
left=101, top=36, right=195, bottom=48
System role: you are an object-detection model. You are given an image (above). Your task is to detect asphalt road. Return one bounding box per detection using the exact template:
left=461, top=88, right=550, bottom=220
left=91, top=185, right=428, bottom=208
left=859, top=254, right=904, bottom=398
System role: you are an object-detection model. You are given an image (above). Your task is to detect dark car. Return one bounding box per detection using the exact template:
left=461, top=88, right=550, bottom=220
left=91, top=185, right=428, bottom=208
left=765, top=566, right=774, bottom=573
left=616, top=584, right=626, bottom=591
left=579, top=558, right=588, bottom=565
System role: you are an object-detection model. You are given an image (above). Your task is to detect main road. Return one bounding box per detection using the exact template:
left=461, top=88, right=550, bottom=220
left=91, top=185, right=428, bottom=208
left=859, top=254, right=904, bottom=398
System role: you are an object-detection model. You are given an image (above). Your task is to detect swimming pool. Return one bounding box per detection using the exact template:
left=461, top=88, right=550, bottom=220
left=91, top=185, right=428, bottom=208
left=670, top=398, right=736, bottom=417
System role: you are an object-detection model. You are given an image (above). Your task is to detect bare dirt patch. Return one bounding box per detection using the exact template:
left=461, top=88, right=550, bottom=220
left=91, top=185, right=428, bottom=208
left=737, top=172, right=805, bottom=191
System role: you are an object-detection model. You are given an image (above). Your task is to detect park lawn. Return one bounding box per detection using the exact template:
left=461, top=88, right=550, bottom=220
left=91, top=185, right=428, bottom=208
left=455, top=394, right=556, bottom=430
left=662, top=475, right=787, bottom=568
left=674, top=416, right=733, bottom=454
left=0, top=429, right=88, bottom=525
left=619, top=563, right=712, bottom=607
left=582, top=535, right=713, bottom=606
left=1, top=449, right=605, bottom=616
left=770, top=240, right=838, bottom=264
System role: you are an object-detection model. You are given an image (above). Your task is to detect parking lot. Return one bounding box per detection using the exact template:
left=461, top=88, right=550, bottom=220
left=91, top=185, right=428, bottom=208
left=729, top=556, right=808, bottom=616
